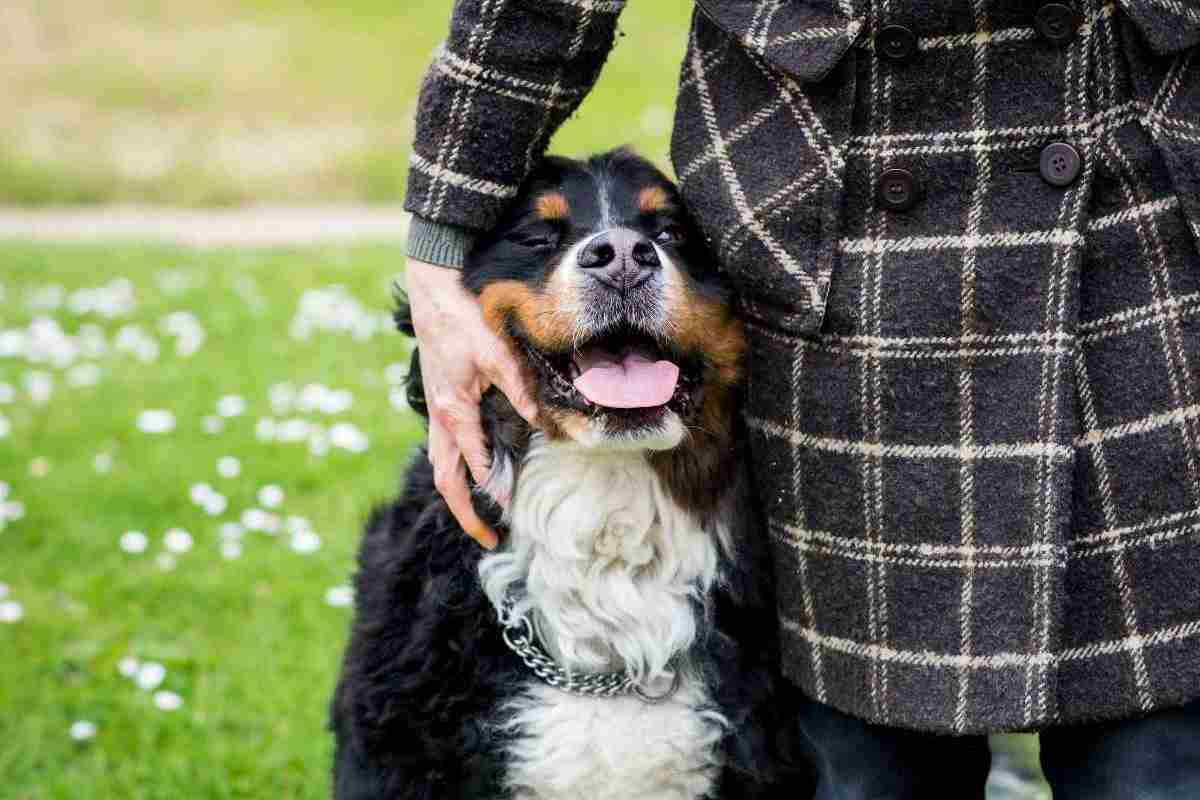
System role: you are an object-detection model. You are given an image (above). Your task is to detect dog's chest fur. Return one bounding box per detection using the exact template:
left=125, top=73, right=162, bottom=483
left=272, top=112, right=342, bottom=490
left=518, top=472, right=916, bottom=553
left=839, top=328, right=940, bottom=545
left=479, top=438, right=728, bottom=799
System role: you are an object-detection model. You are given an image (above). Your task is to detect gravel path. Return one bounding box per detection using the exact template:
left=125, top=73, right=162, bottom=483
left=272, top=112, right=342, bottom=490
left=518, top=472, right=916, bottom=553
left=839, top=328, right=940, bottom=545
left=0, top=206, right=410, bottom=248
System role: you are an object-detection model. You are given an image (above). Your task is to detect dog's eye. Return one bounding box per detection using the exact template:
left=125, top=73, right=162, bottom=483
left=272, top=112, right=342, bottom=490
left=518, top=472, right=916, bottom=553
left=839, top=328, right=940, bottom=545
left=507, top=230, right=559, bottom=250
left=654, top=225, right=685, bottom=245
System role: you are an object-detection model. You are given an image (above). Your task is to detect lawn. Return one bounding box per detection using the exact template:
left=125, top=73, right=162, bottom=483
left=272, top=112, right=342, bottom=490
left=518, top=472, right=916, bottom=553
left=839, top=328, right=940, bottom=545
left=0, top=242, right=419, bottom=798
left=0, top=0, right=691, bottom=206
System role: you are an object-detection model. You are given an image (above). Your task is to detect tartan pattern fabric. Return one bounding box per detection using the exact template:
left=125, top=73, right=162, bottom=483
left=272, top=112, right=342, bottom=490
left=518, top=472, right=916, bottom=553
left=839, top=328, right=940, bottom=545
left=407, top=0, right=1200, bottom=732
left=404, top=0, right=626, bottom=234
left=687, top=2, right=1200, bottom=732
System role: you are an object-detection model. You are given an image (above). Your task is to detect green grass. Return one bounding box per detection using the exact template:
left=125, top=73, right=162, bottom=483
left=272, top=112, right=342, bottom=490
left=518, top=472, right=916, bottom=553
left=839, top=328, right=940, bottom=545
left=1, top=0, right=691, bottom=206
left=0, top=242, right=421, bottom=798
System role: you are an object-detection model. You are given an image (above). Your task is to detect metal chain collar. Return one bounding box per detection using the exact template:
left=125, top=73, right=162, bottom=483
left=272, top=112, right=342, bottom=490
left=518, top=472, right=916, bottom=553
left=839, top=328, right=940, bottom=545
left=498, top=594, right=681, bottom=704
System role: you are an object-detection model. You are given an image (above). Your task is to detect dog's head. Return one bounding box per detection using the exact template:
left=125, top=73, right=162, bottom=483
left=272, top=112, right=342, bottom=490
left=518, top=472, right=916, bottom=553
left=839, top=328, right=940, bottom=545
left=463, top=148, right=745, bottom=453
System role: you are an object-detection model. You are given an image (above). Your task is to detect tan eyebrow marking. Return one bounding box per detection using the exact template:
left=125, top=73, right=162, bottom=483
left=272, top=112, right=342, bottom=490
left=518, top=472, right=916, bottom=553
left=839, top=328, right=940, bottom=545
left=535, top=192, right=570, bottom=220
left=637, top=185, right=671, bottom=214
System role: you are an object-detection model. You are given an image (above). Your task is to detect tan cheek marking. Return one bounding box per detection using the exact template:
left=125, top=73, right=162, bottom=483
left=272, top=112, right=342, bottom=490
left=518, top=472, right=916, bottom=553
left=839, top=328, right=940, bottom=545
left=662, top=274, right=746, bottom=390
left=637, top=185, right=671, bottom=214
left=477, top=280, right=578, bottom=352
left=535, top=192, right=570, bottom=221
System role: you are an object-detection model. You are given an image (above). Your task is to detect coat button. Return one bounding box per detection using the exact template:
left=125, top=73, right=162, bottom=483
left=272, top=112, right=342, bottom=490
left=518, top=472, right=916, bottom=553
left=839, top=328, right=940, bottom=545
left=878, top=168, right=919, bottom=211
left=1040, top=143, right=1082, bottom=187
left=877, top=25, right=917, bottom=63
left=1035, top=3, right=1079, bottom=44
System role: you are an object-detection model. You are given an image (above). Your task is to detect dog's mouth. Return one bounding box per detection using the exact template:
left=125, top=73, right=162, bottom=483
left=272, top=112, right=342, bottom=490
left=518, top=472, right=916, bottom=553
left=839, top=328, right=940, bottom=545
left=515, top=326, right=700, bottom=426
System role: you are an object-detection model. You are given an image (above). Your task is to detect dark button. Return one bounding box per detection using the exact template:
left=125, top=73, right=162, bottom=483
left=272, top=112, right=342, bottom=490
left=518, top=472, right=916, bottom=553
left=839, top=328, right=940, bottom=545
left=878, top=168, right=919, bottom=211
left=1035, top=3, right=1079, bottom=44
left=877, top=25, right=917, bottom=63
left=1039, top=142, right=1082, bottom=187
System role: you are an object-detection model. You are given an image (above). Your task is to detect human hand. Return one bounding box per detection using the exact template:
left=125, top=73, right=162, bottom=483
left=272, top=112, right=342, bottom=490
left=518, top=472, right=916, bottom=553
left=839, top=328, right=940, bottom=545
left=405, top=258, right=538, bottom=549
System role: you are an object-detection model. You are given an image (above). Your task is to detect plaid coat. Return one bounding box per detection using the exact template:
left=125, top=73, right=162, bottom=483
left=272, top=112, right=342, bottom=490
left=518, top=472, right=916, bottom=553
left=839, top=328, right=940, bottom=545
left=405, top=0, right=1200, bottom=733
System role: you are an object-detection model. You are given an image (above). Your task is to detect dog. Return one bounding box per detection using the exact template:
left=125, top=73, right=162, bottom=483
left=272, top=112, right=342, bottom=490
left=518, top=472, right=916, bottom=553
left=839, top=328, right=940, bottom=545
left=330, top=149, right=810, bottom=800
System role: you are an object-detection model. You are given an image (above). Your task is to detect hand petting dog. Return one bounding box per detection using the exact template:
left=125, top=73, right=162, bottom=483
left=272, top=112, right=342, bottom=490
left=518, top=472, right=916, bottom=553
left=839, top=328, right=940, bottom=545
left=405, top=258, right=538, bottom=549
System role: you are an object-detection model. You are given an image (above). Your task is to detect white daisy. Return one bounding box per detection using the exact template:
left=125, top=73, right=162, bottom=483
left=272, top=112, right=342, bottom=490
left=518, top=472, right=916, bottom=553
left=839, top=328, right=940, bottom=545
left=119, top=531, right=148, bottom=554
left=290, top=530, right=321, bottom=555
left=135, top=661, right=166, bottom=691
left=257, top=485, right=284, bottom=509
left=189, top=483, right=215, bottom=505
left=329, top=422, right=369, bottom=453
left=216, top=395, right=246, bottom=418
left=69, top=720, right=98, bottom=741
left=216, top=456, right=241, bottom=478
left=1, top=500, right=24, bottom=523
left=136, top=410, right=176, bottom=434
left=254, top=418, right=277, bottom=442
left=276, top=418, right=310, bottom=443
left=163, top=529, right=193, bottom=554
left=201, top=494, right=227, bottom=516
left=325, top=586, right=353, bottom=608
left=0, top=600, right=23, bottom=623
left=241, top=508, right=279, bottom=534
left=153, top=690, right=183, bottom=711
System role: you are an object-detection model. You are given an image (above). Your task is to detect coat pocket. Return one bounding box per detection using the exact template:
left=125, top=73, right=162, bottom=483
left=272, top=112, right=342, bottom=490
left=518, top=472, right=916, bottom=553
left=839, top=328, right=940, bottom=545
left=691, top=0, right=863, bottom=83
left=670, top=8, right=857, bottom=336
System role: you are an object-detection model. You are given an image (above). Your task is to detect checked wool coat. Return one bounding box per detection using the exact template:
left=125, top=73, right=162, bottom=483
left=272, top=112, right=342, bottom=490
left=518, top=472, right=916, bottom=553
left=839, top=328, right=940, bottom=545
left=404, top=0, right=1200, bottom=733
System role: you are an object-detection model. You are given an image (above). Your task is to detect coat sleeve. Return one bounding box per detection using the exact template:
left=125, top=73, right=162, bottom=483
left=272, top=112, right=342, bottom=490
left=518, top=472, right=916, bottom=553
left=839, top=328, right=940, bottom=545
left=404, top=0, right=628, bottom=233
left=1118, top=0, right=1200, bottom=55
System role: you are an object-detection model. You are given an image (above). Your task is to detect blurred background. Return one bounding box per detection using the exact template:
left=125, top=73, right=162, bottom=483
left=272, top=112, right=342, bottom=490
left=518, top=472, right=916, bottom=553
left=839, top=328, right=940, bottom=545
left=0, top=2, right=1044, bottom=798
left=0, top=0, right=685, bottom=206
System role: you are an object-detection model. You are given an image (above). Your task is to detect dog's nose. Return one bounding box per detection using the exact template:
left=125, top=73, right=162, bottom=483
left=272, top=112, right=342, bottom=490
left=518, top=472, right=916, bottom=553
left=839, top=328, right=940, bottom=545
left=577, top=228, right=660, bottom=290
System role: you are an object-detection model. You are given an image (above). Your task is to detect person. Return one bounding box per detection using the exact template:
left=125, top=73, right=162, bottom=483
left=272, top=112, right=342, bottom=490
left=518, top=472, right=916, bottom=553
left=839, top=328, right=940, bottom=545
left=402, top=1, right=1200, bottom=797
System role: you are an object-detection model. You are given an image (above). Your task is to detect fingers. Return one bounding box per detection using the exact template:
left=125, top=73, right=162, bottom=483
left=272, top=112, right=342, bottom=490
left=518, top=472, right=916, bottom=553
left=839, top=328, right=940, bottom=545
left=429, top=415, right=498, bottom=550
left=447, top=398, right=491, bottom=487
left=483, top=341, right=539, bottom=424
left=458, top=427, right=495, bottom=501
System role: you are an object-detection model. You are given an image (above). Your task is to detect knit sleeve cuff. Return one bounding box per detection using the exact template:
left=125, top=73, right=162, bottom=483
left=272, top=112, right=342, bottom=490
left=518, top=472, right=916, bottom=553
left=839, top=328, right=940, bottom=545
left=406, top=216, right=476, bottom=270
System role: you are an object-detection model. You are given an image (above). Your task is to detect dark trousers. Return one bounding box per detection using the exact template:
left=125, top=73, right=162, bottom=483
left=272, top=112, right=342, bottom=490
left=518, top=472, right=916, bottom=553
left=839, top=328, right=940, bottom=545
left=793, top=697, right=1200, bottom=800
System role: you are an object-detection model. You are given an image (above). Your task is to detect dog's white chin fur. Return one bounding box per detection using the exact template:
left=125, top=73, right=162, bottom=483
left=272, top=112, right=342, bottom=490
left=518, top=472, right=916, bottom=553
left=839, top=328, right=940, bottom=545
left=478, top=432, right=729, bottom=800
left=561, top=409, right=686, bottom=451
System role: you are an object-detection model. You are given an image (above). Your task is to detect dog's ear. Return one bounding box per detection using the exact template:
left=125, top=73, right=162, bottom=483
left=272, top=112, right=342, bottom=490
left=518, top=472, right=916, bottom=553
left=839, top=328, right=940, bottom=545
left=404, top=348, right=428, bottom=421
left=391, top=286, right=428, bottom=420
left=393, top=285, right=416, bottom=337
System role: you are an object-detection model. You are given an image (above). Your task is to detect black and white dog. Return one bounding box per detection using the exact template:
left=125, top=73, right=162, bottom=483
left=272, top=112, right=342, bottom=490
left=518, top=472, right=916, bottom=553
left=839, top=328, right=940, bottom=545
left=331, top=149, right=810, bottom=799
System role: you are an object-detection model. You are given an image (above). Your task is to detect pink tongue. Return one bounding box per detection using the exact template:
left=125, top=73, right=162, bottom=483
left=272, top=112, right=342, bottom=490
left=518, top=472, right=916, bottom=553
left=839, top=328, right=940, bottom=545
left=572, top=350, right=680, bottom=409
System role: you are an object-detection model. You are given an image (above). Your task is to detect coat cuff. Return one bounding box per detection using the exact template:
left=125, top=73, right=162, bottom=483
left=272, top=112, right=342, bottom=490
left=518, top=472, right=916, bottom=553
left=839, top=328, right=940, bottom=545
left=406, top=216, right=475, bottom=270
